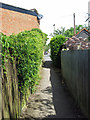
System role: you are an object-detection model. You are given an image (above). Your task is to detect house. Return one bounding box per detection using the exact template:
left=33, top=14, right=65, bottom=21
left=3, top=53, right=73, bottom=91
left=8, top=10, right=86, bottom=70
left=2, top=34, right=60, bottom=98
left=75, top=28, right=90, bottom=39
left=0, top=2, right=42, bottom=35
left=62, top=28, right=90, bottom=50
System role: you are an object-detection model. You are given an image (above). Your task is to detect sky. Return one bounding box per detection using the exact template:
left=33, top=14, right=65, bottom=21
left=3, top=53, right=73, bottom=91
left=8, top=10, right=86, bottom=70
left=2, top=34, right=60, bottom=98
left=0, top=0, right=89, bottom=37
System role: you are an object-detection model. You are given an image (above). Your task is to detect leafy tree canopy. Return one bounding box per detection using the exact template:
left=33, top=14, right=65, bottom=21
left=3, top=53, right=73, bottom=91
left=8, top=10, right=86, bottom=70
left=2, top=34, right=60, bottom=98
left=50, top=24, right=89, bottom=38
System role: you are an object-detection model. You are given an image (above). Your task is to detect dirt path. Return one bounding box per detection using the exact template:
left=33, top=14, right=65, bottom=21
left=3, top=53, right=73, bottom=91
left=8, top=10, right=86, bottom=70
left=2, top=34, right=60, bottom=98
left=20, top=55, right=85, bottom=119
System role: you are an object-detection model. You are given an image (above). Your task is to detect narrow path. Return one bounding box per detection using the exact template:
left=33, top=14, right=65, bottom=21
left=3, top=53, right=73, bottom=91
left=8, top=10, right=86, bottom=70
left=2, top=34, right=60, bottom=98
left=20, top=55, right=85, bottom=119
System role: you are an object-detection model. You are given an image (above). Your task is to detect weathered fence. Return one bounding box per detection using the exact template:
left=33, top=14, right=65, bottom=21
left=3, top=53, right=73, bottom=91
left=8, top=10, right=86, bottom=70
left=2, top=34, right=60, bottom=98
left=2, top=58, right=31, bottom=119
left=2, top=59, right=20, bottom=118
left=61, top=50, right=90, bottom=118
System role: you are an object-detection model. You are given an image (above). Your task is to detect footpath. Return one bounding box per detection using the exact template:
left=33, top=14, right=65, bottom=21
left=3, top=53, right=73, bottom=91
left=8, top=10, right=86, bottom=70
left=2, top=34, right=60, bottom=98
left=20, top=55, right=85, bottom=120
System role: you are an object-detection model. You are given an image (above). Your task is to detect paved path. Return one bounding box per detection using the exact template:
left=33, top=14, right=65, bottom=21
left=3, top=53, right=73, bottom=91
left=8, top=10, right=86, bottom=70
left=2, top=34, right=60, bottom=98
left=20, top=55, right=85, bottom=119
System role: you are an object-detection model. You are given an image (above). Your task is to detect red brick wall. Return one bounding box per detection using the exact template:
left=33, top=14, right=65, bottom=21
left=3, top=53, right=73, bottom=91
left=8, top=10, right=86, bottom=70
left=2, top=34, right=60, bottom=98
left=0, top=8, right=39, bottom=35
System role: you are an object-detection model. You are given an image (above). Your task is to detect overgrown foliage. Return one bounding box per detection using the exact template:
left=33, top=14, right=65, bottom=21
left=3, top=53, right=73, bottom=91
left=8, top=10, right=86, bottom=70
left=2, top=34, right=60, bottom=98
left=50, top=35, right=66, bottom=67
left=50, top=24, right=88, bottom=37
left=1, top=29, right=47, bottom=94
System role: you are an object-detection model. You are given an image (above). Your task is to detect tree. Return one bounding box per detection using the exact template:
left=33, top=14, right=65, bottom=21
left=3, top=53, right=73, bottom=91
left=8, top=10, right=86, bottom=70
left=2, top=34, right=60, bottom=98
left=64, top=27, right=74, bottom=37
left=44, top=44, right=50, bottom=52
left=50, top=24, right=88, bottom=38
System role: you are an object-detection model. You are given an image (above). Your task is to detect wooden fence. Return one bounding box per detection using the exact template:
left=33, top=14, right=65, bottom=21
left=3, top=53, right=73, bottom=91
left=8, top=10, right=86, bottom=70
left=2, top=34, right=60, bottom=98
left=61, top=50, right=90, bottom=118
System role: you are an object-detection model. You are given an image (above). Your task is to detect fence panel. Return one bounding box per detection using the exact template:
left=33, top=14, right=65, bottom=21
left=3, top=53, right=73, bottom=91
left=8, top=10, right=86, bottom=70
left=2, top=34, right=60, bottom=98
left=61, top=50, right=89, bottom=118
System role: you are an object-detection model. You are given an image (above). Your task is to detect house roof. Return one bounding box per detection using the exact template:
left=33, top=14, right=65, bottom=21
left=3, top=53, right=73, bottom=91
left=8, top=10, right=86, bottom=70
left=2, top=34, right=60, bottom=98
left=0, top=2, right=38, bottom=17
left=75, top=28, right=90, bottom=38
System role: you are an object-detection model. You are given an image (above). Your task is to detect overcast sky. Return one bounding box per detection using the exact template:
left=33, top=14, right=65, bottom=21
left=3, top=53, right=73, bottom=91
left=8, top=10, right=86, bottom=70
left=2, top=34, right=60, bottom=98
left=0, top=0, right=89, bottom=36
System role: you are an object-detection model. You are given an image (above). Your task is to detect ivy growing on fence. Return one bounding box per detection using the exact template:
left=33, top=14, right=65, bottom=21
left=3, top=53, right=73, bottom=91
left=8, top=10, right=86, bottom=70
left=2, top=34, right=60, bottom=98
left=1, top=29, right=47, bottom=94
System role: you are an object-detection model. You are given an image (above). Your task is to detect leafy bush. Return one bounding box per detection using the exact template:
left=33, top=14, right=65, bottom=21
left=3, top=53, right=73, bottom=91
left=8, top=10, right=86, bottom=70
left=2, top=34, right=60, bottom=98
left=50, top=35, right=66, bottom=67
left=1, top=29, right=47, bottom=94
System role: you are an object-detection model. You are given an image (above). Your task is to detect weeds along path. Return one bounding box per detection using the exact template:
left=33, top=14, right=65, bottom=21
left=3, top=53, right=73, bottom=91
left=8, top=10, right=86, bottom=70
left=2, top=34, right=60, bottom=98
left=20, top=55, right=84, bottom=119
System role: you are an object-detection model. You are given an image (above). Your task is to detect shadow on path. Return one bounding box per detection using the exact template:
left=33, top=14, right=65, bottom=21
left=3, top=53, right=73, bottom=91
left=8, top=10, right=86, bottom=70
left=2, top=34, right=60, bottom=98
left=42, top=61, right=52, bottom=69
left=42, top=60, right=87, bottom=119
left=20, top=58, right=88, bottom=120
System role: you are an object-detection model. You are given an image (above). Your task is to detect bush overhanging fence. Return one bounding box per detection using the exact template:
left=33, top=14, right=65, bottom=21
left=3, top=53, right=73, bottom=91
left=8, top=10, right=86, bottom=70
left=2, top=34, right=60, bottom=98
left=1, top=28, right=47, bottom=95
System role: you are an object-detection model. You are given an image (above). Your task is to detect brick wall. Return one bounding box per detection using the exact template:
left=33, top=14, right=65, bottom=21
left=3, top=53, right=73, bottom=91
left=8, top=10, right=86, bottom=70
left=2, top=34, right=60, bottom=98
left=0, top=8, right=39, bottom=36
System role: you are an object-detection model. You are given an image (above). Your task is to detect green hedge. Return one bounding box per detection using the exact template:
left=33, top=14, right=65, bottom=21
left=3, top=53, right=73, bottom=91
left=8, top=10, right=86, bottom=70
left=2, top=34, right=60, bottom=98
left=50, top=35, right=66, bottom=67
left=1, top=29, right=47, bottom=94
